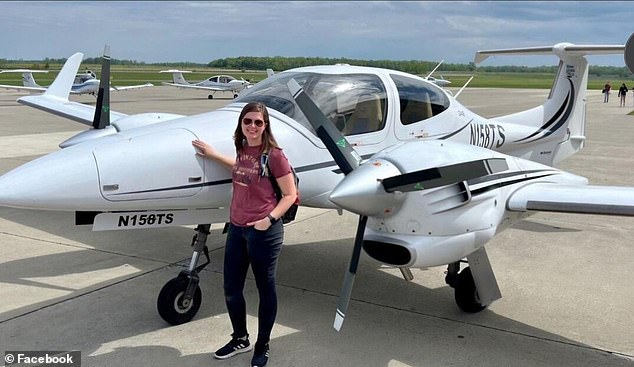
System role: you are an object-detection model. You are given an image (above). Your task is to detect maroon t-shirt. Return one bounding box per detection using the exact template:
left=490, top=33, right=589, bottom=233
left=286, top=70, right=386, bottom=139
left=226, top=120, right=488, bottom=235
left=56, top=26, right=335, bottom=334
left=230, top=145, right=292, bottom=226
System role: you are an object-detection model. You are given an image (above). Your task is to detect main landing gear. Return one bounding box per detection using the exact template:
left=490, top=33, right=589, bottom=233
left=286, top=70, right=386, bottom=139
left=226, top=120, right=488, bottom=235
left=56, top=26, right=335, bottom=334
left=445, top=261, right=486, bottom=313
left=157, top=224, right=211, bottom=325
left=444, top=247, right=502, bottom=313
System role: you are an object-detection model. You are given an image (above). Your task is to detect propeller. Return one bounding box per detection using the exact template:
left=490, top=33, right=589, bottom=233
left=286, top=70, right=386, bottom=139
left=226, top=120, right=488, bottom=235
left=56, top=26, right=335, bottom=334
left=92, top=45, right=111, bottom=130
left=287, top=79, right=364, bottom=331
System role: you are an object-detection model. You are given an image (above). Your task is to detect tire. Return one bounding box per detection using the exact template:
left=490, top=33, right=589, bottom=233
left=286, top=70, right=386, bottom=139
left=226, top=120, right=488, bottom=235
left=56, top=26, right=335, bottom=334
left=454, top=267, right=487, bottom=313
left=157, top=276, right=202, bottom=325
left=208, top=95, right=214, bottom=99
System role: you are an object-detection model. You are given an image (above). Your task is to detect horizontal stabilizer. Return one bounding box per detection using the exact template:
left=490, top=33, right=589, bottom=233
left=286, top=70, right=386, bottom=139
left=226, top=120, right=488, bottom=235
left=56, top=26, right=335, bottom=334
left=475, top=43, right=625, bottom=64
left=508, top=183, right=634, bottom=216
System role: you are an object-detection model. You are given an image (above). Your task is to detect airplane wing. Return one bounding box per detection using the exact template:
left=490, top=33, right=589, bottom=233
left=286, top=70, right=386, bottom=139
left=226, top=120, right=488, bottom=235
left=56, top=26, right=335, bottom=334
left=161, top=82, right=228, bottom=92
left=18, top=94, right=127, bottom=126
left=507, top=183, right=634, bottom=216
left=0, top=84, right=47, bottom=93
left=16, top=52, right=127, bottom=126
left=111, top=82, right=154, bottom=91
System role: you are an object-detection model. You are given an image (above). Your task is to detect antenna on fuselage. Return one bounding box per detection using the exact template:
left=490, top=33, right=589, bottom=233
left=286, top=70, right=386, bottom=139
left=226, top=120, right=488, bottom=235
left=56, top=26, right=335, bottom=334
left=454, top=76, right=475, bottom=99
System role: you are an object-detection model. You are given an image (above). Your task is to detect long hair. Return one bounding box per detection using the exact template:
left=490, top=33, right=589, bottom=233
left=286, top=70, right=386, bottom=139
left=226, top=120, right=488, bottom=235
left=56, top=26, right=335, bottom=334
left=234, top=102, right=279, bottom=153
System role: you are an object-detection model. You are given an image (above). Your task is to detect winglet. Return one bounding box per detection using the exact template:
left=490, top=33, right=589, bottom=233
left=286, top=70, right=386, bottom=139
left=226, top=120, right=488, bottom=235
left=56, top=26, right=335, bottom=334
left=44, top=52, right=84, bottom=98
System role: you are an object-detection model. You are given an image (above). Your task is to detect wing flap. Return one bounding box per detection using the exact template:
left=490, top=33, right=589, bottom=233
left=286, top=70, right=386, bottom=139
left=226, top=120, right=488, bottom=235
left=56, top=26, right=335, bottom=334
left=508, top=183, right=634, bottom=216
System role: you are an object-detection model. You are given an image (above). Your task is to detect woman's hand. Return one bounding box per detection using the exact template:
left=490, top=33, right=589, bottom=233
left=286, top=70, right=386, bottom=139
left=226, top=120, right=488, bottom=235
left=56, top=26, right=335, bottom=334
left=248, top=217, right=272, bottom=231
left=192, top=139, right=218, bottom=158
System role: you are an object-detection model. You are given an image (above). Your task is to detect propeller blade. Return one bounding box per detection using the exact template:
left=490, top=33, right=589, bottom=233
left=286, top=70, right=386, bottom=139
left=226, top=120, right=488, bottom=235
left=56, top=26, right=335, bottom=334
left=334, top=215, right=368, bottom=331
left=381, top=158, right=508, bottom=193
left=287, top=78, right=361, bottom=175
left=288, top=78, right=369, bottom=331
left=92, top=45, right=111, bottom=130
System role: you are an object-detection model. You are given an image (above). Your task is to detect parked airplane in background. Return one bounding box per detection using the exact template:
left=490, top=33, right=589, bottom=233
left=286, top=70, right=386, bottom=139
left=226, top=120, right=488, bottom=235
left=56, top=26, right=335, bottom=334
left=160, top=69, right=251, bottom=99
left=0, top=65, right=153, bottom=96
left=1, top=35, right=633, bottom=331
left=425, top=60, right=452, bottom=87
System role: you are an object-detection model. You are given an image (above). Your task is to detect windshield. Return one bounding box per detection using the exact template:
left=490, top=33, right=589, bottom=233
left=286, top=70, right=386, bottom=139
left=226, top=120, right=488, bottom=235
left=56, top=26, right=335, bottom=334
left=236, top=72, right=388, bottom=136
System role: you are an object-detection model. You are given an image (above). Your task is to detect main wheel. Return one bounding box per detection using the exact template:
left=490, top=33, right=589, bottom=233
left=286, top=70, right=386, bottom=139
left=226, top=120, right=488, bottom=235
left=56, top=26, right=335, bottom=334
left=454, top=267, right=487, bottom=313
left=157, top=276, right=202, bottom=325
left=208, top=94, right=214, bottom=99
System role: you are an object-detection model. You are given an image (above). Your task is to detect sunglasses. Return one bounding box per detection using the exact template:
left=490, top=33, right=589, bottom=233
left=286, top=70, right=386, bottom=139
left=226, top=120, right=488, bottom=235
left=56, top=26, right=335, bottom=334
left=242, top=118, right=265, bottom=127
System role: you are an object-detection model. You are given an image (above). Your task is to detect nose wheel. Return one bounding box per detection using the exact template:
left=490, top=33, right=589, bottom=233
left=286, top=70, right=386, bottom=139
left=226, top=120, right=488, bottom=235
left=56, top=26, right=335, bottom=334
left=157, top=273, right=202, bottom=325
left=157, top=224, right=212, bottom=325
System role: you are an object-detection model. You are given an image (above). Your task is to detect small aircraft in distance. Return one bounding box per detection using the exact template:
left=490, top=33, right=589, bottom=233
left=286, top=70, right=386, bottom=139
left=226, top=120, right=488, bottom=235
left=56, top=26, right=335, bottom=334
left=0, top=65, right=153, bottom=96
left=424, top=59, right=452, bottom=87
left=160, top=69, right=252, bottom=99
left=2, top=35, right=634, bottom=331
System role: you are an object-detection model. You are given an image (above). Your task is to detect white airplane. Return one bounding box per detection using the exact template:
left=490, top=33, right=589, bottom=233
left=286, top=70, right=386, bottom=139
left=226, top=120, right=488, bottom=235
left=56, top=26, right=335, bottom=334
left=0, top=63, right=153, bottom=96
left=1, top=35, right=634, bottom=330
left=425, top=60, right=452, bottom=87
left=160, top=69, right=251, bottom=99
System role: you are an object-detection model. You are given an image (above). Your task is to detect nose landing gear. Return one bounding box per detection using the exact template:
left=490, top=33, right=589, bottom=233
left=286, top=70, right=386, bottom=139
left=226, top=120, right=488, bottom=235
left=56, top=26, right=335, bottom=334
left=157, top=224, right=211, bottom=325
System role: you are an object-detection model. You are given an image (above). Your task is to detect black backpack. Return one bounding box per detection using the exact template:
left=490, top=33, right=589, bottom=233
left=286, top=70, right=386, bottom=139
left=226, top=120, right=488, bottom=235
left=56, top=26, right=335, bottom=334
left=261, top=151, right=300, bottom=224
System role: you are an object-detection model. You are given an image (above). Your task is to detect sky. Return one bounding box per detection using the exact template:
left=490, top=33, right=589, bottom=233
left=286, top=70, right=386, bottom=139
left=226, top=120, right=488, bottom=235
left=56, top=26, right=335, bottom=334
left=0, top=1, right=632, bottom=67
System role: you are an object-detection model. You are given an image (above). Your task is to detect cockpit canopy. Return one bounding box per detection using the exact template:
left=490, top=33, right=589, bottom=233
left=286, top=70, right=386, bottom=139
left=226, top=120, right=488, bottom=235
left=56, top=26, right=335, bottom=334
left=236, top=67, right=450, bottom=137
left=209, top=75, right=236, bottom=83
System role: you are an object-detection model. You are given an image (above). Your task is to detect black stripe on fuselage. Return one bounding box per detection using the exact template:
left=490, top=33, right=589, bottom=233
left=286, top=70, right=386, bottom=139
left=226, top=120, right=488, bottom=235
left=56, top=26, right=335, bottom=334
left=108, top=153, right=375, bottom=196
left=439, top=120, right=472, bottom=140
left=514, top=79, right=574, bottom=143
left=468, top=171, right=558, bottom=196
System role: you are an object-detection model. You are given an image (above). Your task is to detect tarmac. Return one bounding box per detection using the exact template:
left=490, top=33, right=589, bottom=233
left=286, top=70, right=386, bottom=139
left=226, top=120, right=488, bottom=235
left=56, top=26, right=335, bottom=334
left=0, top=85, right=633, bottom=367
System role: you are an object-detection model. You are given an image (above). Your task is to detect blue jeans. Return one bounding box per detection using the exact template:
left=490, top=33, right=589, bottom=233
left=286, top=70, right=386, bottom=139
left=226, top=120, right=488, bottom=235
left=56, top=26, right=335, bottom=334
left=223, top=221, right=284, bottom=345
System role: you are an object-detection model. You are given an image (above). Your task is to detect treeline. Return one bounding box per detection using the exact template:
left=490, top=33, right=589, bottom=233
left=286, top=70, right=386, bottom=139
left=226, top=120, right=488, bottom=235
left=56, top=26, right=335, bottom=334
left=208, top=56, right=633, bottom=78
left=2, top=56, right=631, bottom=78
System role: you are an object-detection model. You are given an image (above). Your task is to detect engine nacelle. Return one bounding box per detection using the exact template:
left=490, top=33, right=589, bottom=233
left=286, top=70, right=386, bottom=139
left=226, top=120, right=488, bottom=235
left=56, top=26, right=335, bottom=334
left=362, top=226, right=497, bottom=268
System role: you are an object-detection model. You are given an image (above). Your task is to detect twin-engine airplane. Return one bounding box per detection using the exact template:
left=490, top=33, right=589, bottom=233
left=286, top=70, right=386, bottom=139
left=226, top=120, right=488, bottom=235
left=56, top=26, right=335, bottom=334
left=1, top=35, right=634, bottom=329
left=160, top=69, right=251, bottom=99
left=0, top=64, right=153, bottom=96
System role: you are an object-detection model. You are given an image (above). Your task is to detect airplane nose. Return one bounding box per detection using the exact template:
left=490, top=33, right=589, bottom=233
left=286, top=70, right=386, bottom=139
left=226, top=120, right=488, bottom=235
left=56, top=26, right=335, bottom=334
left=329, top=159, right=403, bottom=217
left=0, top=145, right=102, bottom=210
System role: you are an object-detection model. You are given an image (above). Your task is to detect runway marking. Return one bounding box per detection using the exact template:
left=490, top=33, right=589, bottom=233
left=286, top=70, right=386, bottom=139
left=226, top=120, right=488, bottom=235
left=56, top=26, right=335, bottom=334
left=0, top=131, right=81, bottom=158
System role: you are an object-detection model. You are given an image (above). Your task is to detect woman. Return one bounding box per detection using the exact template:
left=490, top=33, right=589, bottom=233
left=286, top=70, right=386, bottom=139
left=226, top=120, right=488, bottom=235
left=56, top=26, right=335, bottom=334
left=192, top=102, right=297, bottom=367
left=618, top=83, right=628, bottom=107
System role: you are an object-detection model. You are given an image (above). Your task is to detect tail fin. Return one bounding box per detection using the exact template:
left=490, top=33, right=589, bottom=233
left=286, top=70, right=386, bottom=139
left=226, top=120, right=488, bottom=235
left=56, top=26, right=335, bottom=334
left=0, top=69, right=47, bottom=88
left=476, top=40, right=627, bottom=165
left=44, top=53, right=84, bottom=99
left=159, top=69, right=191, bottom=85
left=22, top=72, right=40, bottom=87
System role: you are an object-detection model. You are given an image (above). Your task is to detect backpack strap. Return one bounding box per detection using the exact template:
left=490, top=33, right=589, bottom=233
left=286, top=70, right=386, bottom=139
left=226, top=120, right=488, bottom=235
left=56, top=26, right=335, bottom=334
left=261, top=150, right=283, bottom=202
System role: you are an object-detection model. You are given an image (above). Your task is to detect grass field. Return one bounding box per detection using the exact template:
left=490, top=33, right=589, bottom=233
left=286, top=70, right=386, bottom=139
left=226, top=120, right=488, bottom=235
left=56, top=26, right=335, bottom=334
left=1, top=64, right=632, bottom=90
